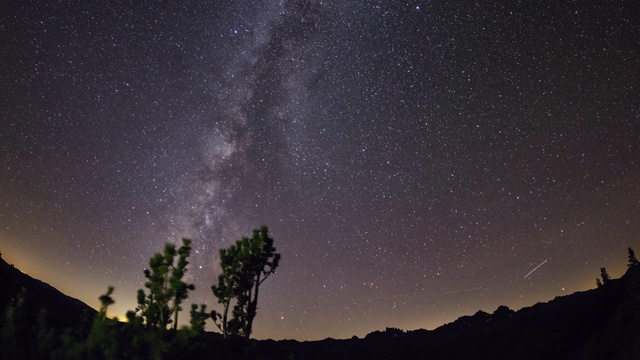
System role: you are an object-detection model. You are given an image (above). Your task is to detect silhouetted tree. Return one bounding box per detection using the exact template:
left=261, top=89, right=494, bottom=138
left=136, top=238, right=195, bottom=331
left=212, top=226, right=280, bottom=338
left=86, top=286, right=118, bottom=360
left=596, top=267, right=611, bottom=287
left=210, top=242, right=240, bottom=338
left=190, top=304, right=210, bottom=334
left=628, top=247, right=639, bottom=267
left=1, top=247, right=216, bottom=360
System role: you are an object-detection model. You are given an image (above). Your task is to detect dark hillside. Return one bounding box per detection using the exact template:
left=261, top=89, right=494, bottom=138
left=250, top=266, right=640, bottom=359
left=0, top=255, right=96, bottom=330
left=1, top=253, right=639, bottom=359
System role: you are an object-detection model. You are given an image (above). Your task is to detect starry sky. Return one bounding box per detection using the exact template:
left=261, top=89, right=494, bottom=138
left=1, top=1, right=639, bottom=340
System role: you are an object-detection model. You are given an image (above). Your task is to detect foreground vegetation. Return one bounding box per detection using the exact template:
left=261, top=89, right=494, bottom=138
left=1, top=244, right=637, bottom=359
left=0, top=226, right=280, bottom=360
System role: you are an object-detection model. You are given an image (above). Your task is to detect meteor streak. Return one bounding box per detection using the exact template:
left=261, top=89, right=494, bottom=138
left=524, top=259, right=548, bottom=278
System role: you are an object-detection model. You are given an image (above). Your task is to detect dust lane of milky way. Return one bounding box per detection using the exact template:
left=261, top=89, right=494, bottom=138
left=1, top=1, right=639, bottom=340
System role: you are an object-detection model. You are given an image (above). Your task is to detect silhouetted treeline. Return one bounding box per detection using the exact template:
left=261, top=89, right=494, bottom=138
left=2, top=248, right=640, bottom=360
left=0, top=227, right=281, bottom=360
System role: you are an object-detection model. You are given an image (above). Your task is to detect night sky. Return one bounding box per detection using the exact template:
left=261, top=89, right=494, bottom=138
left=2, top=1, right=639, bottom=340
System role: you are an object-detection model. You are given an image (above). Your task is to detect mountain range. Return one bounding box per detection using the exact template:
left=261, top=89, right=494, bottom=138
left=2, top=254, right=639, bottom=359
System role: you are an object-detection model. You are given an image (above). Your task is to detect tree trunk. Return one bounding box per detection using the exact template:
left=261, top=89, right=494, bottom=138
left=173, top=306, right=178, bottom=330
left=222, top=302, right=229, bottom=338
left=245, top=272, right=261, bottom=338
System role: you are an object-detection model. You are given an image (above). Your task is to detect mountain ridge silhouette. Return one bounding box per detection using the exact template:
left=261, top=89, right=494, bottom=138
left=0, top=255, right=97, bottom=330
left=2, top=254, right=639, bottom=359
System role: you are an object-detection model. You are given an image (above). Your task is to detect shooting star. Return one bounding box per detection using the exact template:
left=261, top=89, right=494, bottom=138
left=524, top=259, right=548, bottom=278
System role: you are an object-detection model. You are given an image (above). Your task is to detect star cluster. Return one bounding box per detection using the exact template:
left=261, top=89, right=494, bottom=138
left=1, top=1, right=639, bottom=340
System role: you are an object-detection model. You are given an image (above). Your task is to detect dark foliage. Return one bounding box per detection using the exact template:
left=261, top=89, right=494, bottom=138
left=136, top=238, right=196, bottom=331
left=629, top=247, right=639, bottom=267
left=597, top=267, right=611, bottom=287
left=212, top=226, right=280, bottom=339
left=2, top=247, right=640, bottom=359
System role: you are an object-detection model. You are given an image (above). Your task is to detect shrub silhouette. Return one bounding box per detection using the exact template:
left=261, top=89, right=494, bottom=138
left=596, top=267, right=611, bottom=287
left=628, top=247, right=639, bottom=267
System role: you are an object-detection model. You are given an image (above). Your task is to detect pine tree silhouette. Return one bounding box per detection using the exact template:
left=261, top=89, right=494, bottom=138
left=212, top=226, right=280, bottom=338
left=628, top=247, right=639, bottom=267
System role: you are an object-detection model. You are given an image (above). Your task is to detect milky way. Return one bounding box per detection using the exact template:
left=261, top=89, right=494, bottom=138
left=1, top=1, right=639, bottom=340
